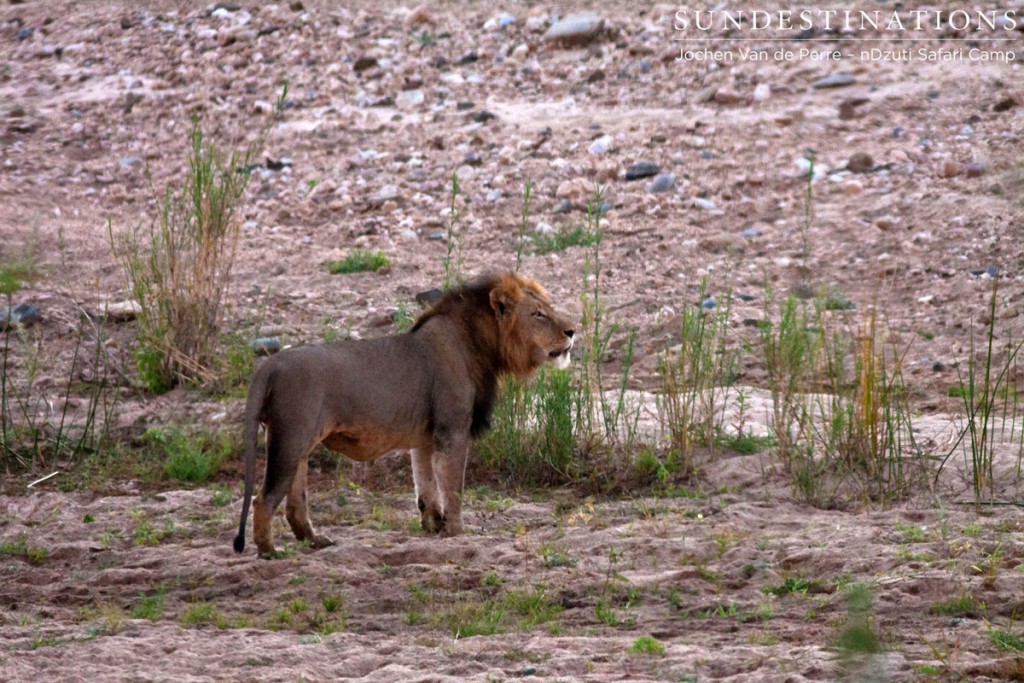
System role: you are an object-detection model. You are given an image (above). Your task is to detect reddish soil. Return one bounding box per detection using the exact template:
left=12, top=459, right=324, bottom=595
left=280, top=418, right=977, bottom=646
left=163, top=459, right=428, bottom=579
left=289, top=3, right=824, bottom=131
left=2, top=1, right=1024, bottom=681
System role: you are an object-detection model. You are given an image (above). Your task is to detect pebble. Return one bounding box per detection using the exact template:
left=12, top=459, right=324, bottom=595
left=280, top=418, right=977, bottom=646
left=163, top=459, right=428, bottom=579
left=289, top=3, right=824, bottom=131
left=993, top=96, right=1017, bottom=113
left=552, top=199, right=572, bottom=214
left=701, top=298, right=716, bottom=310
left=625, top=161, right=660, bottom=181
left=0, top=303, right=41, bottom=330
left=939, top=160, right=963, bottom=178
left=741, top=227, right=763, bottom=238
left=535, top=222, right=555, bottom=235
left=875, top=216, right=897, bottom=231
left=101, top=300, right=141, bottom=322
left=484, top=13, right=516, bottom=31
left=692, top=197, right=716, bottom=211
left=544, top=12, right=604, bottom=46
left=752, top=83, right=771, bottom=101
left=964, top=161, right=987, bottom=178
left=714, top=89, right=743, bottom=105
left=404, top=5, right=431, bottom=29
left=811, top=72, right=856, bottom=89
left=587, top=135, right=613, bottom=154
left=970, top=264, right=1000, bottom=277
left=846, top=152, right=873, bottom=173
left=556, top=178, right=592, bottom=201
left=395, top=89, right=425, bottom=110
left=647, top=174, right=674, bottom=193
left=352, top=56, right=378, bottom=73
left=372, top=184, right=401, bottom=206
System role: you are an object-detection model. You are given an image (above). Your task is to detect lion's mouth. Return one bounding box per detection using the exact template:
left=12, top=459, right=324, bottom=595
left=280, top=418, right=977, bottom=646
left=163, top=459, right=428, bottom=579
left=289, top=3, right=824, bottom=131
left=548, top=343, right=573, bottom=369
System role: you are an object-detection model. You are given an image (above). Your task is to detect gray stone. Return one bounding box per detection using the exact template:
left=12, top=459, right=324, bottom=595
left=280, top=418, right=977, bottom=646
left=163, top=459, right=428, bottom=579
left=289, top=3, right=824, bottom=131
left=0, top=303, right=41, bottom=331
left=250, top=338, right=282, bottom=356
left=415, top=288, right=443, bottom=307
left=625, top=162, right=660, bottom=181
left=811, top=72, right=856, bottom=89
left=544, top=12, right=604, bottom=46
left=647, top=174, right=674, bottom=193
left=692, top=197, right=716, bottom=210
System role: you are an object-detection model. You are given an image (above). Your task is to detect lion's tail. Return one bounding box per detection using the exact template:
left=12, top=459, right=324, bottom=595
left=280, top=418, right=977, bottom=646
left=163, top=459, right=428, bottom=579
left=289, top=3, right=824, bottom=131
left=235, top=362, right=270, bottom=554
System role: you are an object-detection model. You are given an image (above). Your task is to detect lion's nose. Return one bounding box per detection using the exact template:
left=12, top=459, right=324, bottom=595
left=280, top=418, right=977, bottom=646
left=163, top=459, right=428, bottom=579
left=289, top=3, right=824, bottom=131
left=565, top=328, right=575, bottom=339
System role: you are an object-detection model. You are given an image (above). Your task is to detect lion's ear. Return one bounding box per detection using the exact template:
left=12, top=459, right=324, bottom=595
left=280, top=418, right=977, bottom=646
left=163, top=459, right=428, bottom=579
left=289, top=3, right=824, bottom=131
left=490, top=286, right=515, bottom=318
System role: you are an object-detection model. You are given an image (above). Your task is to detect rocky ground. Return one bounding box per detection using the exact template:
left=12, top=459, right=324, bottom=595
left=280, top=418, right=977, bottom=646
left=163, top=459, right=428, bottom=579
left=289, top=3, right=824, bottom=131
left=2, top=1, right=1024, bottom=680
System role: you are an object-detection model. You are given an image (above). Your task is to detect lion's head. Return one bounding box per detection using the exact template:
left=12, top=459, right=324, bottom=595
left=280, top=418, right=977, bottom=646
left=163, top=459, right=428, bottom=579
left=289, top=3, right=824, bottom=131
left=410, top=272, right=575, bottom=378
left=487, top=273, right=575, bottom=377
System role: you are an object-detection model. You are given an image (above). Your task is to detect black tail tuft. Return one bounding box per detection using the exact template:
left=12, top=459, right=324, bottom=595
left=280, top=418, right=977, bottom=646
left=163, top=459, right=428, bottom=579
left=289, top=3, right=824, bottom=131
left=233, top=534, right=245, bottom=554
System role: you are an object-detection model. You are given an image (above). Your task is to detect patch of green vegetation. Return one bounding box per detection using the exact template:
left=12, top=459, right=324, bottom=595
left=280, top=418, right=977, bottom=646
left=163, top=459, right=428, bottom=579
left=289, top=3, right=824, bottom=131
left=503, top=588, right=563, bottom=630
left=929, top=592, right=984, bottom=618
left=762, top=576, right=819, bottom=597
left=327, top=250, right=390, bottom=274
left=321, top=593, right=344, bottom=614
left=82, top=514, right=95, bottom=524
left=821, top=287, right=855, bottom=311
left=182, top=602, right=218, bottom=626
left=210, top=485, right=232, bottom=507
left=531, top=223, right=600, bottom=255
left=989, top=628, right=1024, bottom=652
left=836, top=583, right=879, bottom=655
left=895, top=522, right=928, bottom=543
left=143, top=427, right=231, bottom=484
left=628, top=635, right=666, bottom=656
left=0, top=536, right=48, bottom=565
left=718, top=432, right=776, bottom=455
left=946, top=384, right=971, bottom=398
left=131, top=586, right=166, bottom=621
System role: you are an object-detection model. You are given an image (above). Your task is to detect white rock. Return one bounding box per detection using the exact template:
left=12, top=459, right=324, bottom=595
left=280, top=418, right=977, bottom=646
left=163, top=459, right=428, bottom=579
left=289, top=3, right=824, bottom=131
left=587, top=135, right=614, bottom=154
left=535, top=222, right=555, bottom=234
left=396, top=89, right=425, bottom=110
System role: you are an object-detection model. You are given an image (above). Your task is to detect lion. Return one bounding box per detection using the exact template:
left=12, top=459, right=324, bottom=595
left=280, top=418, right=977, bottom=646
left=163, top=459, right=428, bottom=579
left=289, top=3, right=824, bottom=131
left=234, top=273, right=575, bottom=557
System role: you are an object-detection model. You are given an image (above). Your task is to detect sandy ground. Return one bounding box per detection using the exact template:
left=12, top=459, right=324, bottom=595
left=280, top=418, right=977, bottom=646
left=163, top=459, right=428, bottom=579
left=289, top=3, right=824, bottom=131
left=2, top=1, right=1024, bottom=680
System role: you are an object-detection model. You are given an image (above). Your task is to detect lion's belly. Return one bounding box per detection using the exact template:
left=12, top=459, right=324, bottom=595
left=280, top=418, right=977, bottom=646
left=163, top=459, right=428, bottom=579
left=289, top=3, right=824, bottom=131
left=320, top=429, right=429, bottom=461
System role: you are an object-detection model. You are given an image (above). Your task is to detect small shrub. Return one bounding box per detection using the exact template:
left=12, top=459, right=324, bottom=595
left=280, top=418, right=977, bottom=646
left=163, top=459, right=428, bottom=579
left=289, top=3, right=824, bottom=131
left=628, top=635, right=665, bottom=656
left=762, top=576, right=818, bottom=596
left=182, top=602, right=218, bottom=626
left=835, top=584, right=879, bottom=655
left=327, top=250, right=390, bottom=274
left=131, top=587, right=166, bottom=621
left=531, top=224, right=600, bottom=255
left=990, top=628, right=1024, bottom=652
left=145, top=427, right=230, bottom=484
left=929, top=592, right=984, bottom=618
left=110, top=116, right=254, bottom=391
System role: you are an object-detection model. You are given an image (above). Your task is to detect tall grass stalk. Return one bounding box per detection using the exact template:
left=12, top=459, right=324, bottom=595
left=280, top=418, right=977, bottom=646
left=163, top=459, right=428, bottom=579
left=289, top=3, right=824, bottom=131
left=515, top=179, right=532, bottom=273
left=658, top=285, right=737, bottom=473
left=576, top=187, right=640, bottom=452
left=442, top=172, right=463, bottom=290
left=110, top=116, right=253, bottom=391
left=939, top=278, right=1024, bottom=501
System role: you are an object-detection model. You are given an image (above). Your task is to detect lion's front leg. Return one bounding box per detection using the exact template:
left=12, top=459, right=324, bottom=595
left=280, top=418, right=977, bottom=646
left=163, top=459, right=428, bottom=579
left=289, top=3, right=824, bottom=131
left=433, top=438, right=469, bottom=537
left=412, top=447, right=443, bottom=533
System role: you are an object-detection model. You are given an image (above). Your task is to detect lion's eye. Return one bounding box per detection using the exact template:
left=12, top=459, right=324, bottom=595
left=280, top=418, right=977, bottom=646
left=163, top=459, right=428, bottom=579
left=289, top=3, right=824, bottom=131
left=533, top=311, right=547, bottom=320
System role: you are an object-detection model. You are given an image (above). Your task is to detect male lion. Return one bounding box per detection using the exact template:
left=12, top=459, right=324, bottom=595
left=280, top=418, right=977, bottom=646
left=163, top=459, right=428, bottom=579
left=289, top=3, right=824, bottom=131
left=234, top=273, right=575, bottom=557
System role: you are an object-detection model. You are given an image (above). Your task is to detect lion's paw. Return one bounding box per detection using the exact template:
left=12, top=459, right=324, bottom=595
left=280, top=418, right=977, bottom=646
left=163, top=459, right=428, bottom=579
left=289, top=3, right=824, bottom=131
left=311, top=534, right=335, bottom=549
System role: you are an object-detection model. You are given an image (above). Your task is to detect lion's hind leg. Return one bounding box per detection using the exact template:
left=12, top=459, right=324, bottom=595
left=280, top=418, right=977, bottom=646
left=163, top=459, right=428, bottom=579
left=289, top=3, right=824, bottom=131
left=285, top=458, right=334, bottom=549
left=411, top=447, right=444, bottom=533
left=253, top=425, right=318, bottom=558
